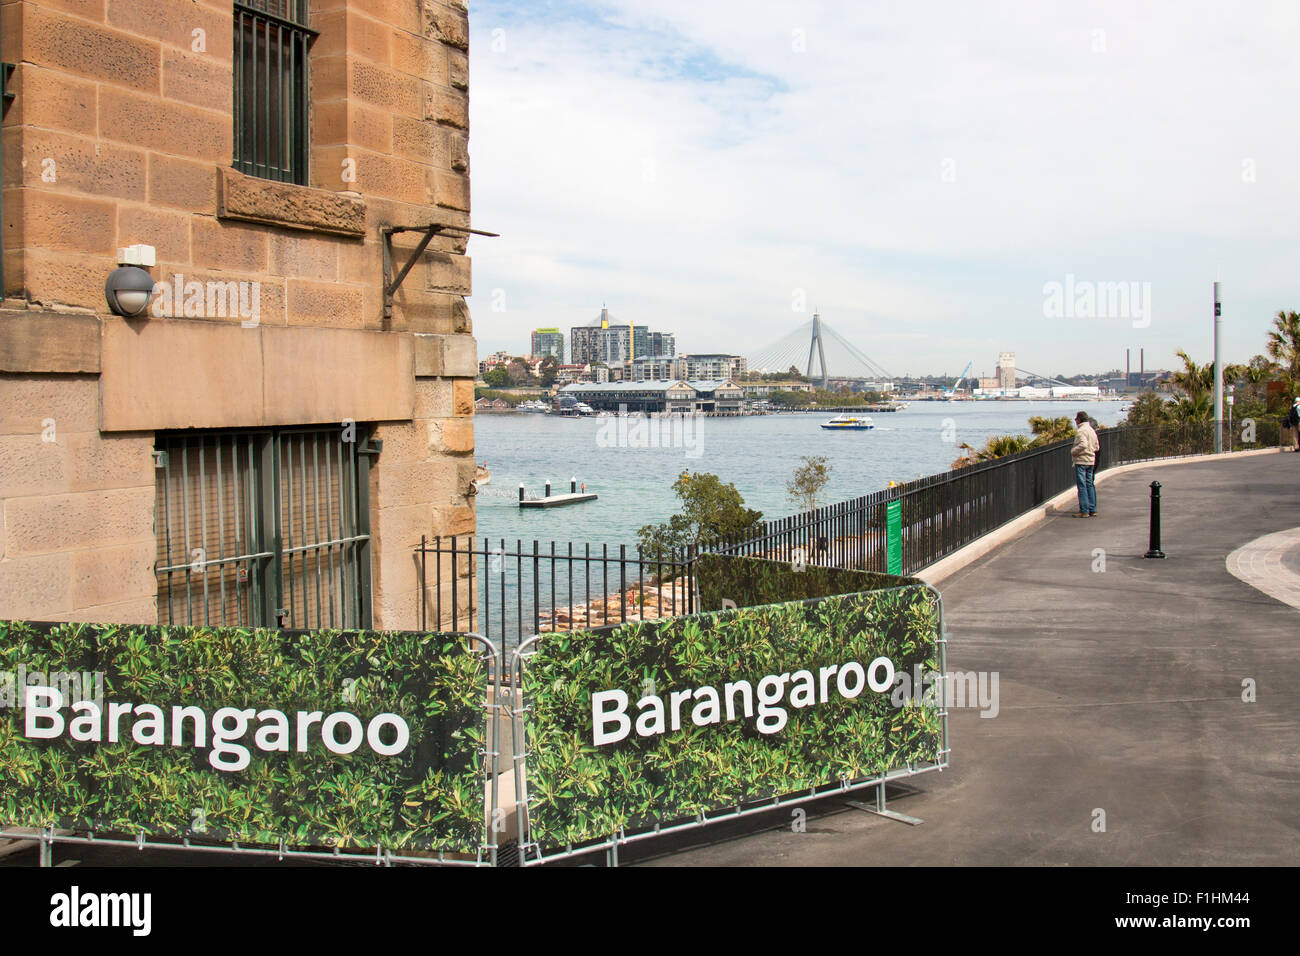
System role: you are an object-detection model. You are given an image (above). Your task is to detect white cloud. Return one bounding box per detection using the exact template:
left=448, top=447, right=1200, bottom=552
left=465, top=0, right=1300, bottom=374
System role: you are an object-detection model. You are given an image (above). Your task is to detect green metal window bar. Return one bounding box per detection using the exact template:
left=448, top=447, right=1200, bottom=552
left=233, top=0, right=316, bottom=186
left=154, top=427, right=376, bottom=630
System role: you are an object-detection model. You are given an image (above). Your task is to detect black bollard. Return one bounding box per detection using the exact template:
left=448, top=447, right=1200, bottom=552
left=1143, top=480, right=1166, bottom=559
left=518, top=484, right=525, bottom=503
left=571, top=476, right=577, bottom=494
left=545, top=481, right=551, bottom=498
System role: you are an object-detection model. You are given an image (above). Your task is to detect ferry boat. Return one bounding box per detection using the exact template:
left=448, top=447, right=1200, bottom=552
left=820, top=415, right=874, bottom=430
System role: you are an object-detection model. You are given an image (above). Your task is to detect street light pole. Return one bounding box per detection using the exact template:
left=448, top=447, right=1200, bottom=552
left=1213, top=282, right=1223, bottom=454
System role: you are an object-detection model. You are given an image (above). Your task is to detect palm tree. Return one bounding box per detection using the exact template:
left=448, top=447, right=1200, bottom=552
left=1171, top=349, right=1214, bottom=401
left=1028, top=416, right=1076, bottom=445
left=973, top=435, right=1033, bottom=462
left=1266, top=310, right=1300, bottom=395
left=1170, top=393, right=1213, bottom=424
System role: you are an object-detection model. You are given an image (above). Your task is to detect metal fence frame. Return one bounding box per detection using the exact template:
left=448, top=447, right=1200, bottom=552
left=507, top=587, right=951, bottom=867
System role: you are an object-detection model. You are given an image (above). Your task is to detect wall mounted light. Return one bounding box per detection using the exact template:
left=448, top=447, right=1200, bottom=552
left=105, top=244, right=157, bottom=317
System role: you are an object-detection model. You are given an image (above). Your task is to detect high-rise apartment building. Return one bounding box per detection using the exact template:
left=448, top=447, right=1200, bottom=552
left=531, top=328, right=564, bottom=362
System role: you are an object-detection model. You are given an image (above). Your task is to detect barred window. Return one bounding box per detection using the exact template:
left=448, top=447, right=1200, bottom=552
left=234, top=0, right=316, bottom=185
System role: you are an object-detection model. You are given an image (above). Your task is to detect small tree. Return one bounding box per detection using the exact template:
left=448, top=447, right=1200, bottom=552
left=507, top=357, right=532, bottom=386
left=539, top=355, right=558, bottom=387
left=787, top=455, right=831, bottom=512
left=482, top=365, right=510, bottom=388
left=637, top=471, right=763, bottom=558
left=1124, top=391, right=1169, bottom=426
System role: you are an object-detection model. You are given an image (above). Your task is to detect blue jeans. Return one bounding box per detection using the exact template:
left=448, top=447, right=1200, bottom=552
left=1075, top=464, right=1096, bottom=514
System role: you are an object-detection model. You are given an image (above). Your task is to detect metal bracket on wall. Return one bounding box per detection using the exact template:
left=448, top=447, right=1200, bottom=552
left=380, top=223, right=499, bottom=327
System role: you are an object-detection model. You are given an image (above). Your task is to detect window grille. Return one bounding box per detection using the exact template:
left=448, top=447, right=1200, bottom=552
left=233, top=0, right=316, bottom=185
left=154, top=427, right=372, bottom=630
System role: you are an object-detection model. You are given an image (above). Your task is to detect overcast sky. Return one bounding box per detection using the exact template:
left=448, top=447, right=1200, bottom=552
left=463, top=1, right=1300, bottom=378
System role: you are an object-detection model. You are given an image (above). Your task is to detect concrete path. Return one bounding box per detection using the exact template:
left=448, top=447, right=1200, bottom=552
left=1227, top=526, right=1300, bottom=611
left=635, top=452, right=1300, bottom=866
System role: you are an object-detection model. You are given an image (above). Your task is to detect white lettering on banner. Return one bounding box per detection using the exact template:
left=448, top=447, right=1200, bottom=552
left=49, top=886, right=152, bottom=937
left=23, top=686, right=410, bottom=770
left=590, top=656, right=900, bottom=745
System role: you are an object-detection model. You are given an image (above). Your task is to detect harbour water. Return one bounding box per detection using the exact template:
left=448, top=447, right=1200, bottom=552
left=472, top=401, right=1127, bottom=550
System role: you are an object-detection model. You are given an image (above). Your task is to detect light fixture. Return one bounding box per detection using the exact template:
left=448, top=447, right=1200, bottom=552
left=105, top=244, right=158, bottom=317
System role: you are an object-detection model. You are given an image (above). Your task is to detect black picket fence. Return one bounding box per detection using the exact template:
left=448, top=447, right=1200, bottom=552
left=418, top=537, right=696, bottom=649
left=418, top=417, right=1285, bottom=648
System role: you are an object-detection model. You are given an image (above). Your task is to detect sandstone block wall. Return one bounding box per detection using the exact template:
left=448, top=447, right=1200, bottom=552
left=0, top=0, right=477, bottom=630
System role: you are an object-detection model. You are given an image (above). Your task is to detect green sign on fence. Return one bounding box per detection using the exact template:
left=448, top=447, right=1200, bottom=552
left=0, top=621, right=488, bottom=855
left=886, top=499, right=903, bottom=575
left=519, top=560, right=945, bottom=852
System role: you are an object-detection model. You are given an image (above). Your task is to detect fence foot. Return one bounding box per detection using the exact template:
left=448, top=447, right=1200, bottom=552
left=846, top=782, right=924, bottom=826
left=605, top=843, right=620, bottom=867
left=39, top=832, right=53, bottom=868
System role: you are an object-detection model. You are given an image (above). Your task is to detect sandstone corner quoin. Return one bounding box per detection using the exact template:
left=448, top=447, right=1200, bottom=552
left=0, top=0, right=478, bottom=631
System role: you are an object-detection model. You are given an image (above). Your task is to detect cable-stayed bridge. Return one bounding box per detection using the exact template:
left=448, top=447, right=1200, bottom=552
left=748, top=313, right=892, bottom=387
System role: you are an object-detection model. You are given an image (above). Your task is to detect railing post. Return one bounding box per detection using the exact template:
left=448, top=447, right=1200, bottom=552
left=1144, top=481, right=1166, bottom=559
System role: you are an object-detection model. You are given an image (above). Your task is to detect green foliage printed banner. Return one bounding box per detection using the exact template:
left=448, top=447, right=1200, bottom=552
left=521, top=582, right=944, bottom=851
left=0, top=621, right=486, bottom=854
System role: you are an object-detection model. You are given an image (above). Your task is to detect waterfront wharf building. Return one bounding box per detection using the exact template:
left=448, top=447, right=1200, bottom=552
left=0, top=0, right=478, bottom=631
left=560, top=379, right=745, bottom=415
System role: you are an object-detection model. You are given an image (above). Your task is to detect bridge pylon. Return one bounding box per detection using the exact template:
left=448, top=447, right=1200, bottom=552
left=806, top=311, right=829, bottom=388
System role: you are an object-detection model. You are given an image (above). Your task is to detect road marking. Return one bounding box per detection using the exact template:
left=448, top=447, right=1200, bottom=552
left=1226, top=526, right=1300, bottom=611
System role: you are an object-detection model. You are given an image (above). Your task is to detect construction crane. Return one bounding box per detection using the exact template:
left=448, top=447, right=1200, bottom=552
left=944, top=361, right=974, bottom=399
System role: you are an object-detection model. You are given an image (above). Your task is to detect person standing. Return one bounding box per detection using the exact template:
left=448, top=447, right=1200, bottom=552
left=1287, top=399, right=1300, bottom=452
left=1071, top=411, right=1099, bottom=517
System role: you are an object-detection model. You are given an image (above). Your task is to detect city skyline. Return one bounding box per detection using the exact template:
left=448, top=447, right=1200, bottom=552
left=464, top=1, right=1300, bottom=377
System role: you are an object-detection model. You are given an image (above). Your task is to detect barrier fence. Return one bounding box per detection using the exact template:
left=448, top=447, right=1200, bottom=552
left=507, top=554, right=948, bottom=864
left=1, top=553, right=948, bottom=866
left=0, top=621, right=497, bottom=866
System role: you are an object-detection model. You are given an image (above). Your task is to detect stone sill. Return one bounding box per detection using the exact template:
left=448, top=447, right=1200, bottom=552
left=0, top=307, right=101, bottom=373
left=217, top=166, right=366, bottom=238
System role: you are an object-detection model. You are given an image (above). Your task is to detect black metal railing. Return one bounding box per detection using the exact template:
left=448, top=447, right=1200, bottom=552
left=417, top=418, right=1285, bottom=647
left=418, top=536, right=696, bottom=650
left=712, top=419, right=1285, bottom=574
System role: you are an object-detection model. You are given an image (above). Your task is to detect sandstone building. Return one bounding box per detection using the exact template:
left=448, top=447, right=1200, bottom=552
left=0, top=0, right=478, bottom=630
